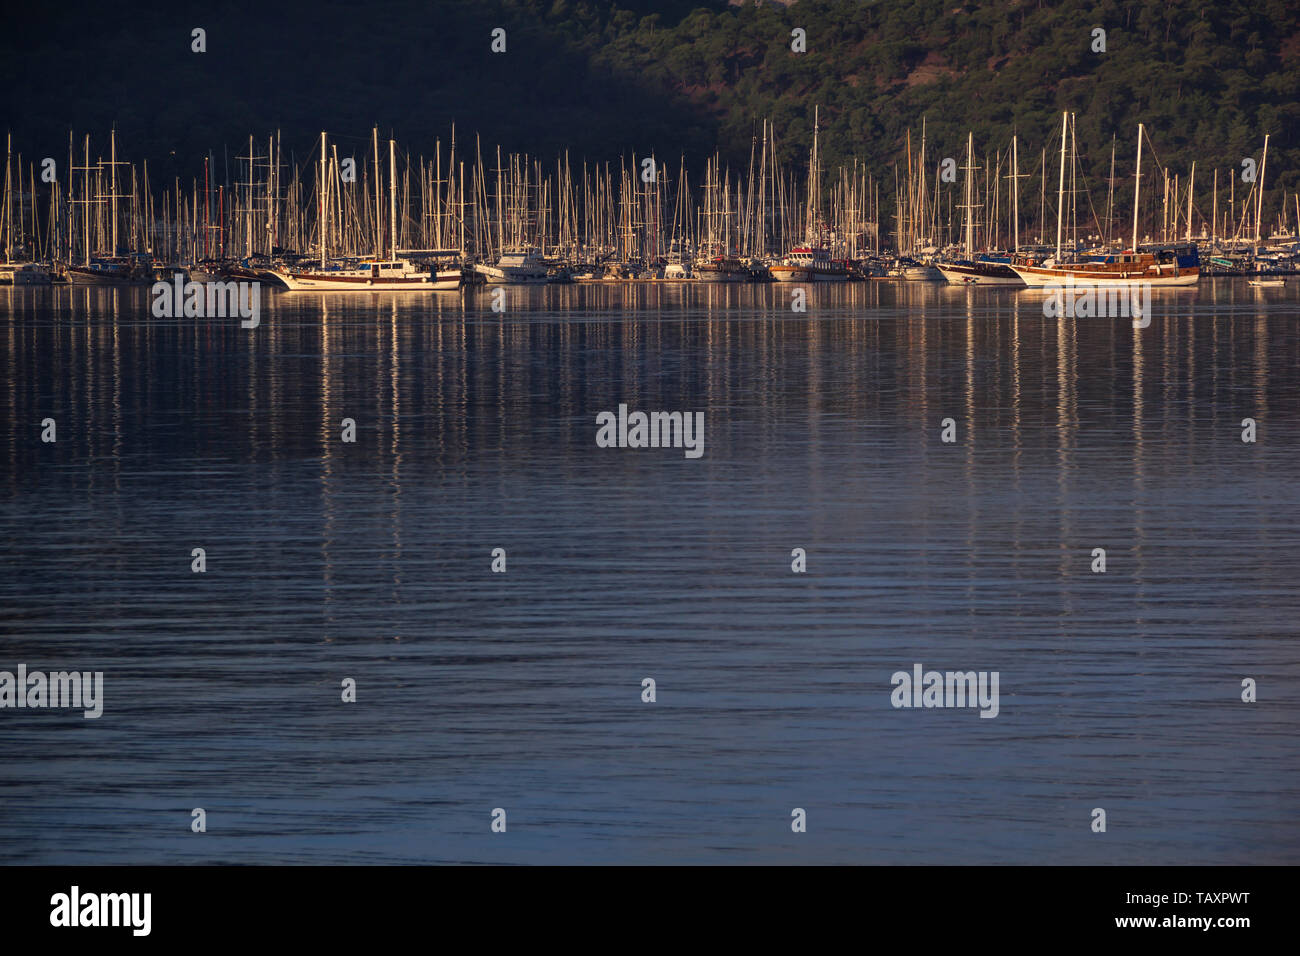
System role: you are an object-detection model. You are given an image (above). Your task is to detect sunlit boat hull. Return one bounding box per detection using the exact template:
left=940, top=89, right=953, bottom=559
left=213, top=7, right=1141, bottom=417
left=65, top=264, right=150, bottom=286
left=0, top=263, right=52, bottom=286
left=770, top=265, right=848, bottom=282
left=274, top=271, right=461, bottom=291
left=1010, top=264, right=1200, bottom=287
left=936, top=262, right=1024, bottom=285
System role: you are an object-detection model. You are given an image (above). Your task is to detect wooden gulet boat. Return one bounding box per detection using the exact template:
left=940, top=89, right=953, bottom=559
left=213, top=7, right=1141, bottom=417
left=65, top=258, right=152, bottom=286
left=1011, top=249, right=1201, bottom=287
left=273, top=134, right=462, bottom=292
left=276, top=257, right=462, bottom=291
left=770, top=247, right=849, bottom=282
left=1010, top=120, right=1200, bottom=287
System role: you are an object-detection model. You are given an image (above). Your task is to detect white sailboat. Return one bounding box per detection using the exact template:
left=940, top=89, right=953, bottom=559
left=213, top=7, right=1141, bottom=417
left=1011, top=119, right=1200, bottom=287
left=277, top=256, right=461, bottom=291
left=936, top=132, right=1024, bottom=285
left=1, top=132, right=52, bottom=285
left=474, top=249, right=549, bottom=284
left=770, top=107, right=848, bottom=282
left=275, top=134, right=462, bottom=292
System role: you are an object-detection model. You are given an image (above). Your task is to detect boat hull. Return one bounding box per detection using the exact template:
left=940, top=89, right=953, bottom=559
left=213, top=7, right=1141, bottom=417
left=274, top=270, right=461, bottom=291
left=770, top=265, right=849, bottom=282
left=0, top=263, right=52, bottom=286
left=65, top=265, right=150, bottom=286
left=1010, top=264, right=1199, bottom=287
left=473, top=266, right=548, bottom=284
left=936, top=263, right=1024, bottom=286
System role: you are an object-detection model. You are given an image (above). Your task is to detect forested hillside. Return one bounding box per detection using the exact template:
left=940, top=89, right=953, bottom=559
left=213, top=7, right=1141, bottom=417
left=3, top=0, right=1296, bottom=207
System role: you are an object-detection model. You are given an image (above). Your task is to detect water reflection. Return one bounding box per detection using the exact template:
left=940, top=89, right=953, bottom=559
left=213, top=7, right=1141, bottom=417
left=0, top=279, right=1297, bottom=864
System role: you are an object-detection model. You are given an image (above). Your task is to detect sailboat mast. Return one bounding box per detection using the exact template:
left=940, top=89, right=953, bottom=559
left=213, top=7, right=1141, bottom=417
left=1105, top=138, right=1115, bottom=245
left=963, top=131, right=974, bottom=258
left=810, top=105, right=819, bottom=243
left=389, top=137, right=397, bottom=260
left=109, top=130, right=117, bottom=260
left=1055, top=112, right=1067, bottom=259
left=1131, top=123, right=1143, bottom=252
left=3, top=132, right=10, bottom=265
left=370, top=128, right=380, bottom=258
left=1255, top=134, right=1269, bottom=245
left=1012, top=134, right=1019, bottom=254
left=83, top=134, right=90, bottom=265
left=246, top=134, right=254, bottom=257
left=319, top=132, right=327, bottom=268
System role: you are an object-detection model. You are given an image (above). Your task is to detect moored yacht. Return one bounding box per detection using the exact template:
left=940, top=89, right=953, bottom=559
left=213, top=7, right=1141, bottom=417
left=0, top=262, right=52, bottom=286
left=66, top=256, right=152, bottom=286
left=889, top=257, right=936, bottom=280
left=1012, top=121, right=1200, bottom=288
left=936, top=257, right=1023, bottom=285
left=1010, top=246, right=1200, bottom=287
left=275, top=134, right=462, bottom=291
left=475, top=249, right=549, bottom=284
left=772, top=109, right=849, bottom=283
left=275, top=256, right=461, bottom=291
left=937, top=132, right=1025, bottom=286
left=770, top=246, right=848, bottom=282
left=696, top=255, right=751, bottom=282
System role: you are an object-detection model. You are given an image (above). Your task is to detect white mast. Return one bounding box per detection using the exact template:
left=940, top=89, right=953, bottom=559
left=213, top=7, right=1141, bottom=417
left=917, top=118, right=927, bottom=248
left=1055, top=111, right=1067, bottom=259
left=962, top=131, right=974, bottom=258
left=110, top=127, right=118, bottom=256
left=807, top=105, right=819, bottom=244
left=1255, top=134, right=1269, bottom=245
left=372, top=127, right=381, bottom=259
left=319, top=132, right=327, bottom=268
left=246, top=134, right=254, bottom=258
left=389, top=137, right=397, bottom=261
left=1131, top=123, right=1143, bottom=252
left=1186, top=161, right=1194, bottom=242
left=83, top=134, right=91, bottom=265
left=3, top=132, right=10, bottom=264
left=1012, top=133, right=1020, bottom=254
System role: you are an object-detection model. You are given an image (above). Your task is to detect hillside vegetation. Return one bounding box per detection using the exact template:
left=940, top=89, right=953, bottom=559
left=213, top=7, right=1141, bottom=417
left=3, top=1, right=1296, bottom=215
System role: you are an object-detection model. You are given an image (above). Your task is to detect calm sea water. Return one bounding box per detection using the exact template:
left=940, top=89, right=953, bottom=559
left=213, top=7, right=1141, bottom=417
left=1, top=279, right=1297, bottom=864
